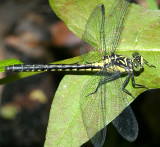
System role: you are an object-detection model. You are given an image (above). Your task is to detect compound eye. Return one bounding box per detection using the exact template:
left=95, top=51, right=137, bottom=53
left=132, top=52, right=140, bottom=58
left=133, top=59, right=141, bottom=71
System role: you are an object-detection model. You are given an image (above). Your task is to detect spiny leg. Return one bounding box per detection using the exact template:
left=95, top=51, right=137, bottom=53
left=144, top=59, right=156, bottom=68
left=131, top=72, right=148, bottom=89
left=122, top=73, right=135, bottom=98
left=123, top=71, right=150, bottom=98
left=87, top=72, right=120, bottom=97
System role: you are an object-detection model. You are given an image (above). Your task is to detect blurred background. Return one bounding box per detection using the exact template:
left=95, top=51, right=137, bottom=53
left=0, top=0, right=159, bottom=146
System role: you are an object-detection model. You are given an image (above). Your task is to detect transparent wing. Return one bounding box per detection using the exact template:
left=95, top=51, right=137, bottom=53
left=107, top=62, right=139, bottom=142
left=80, top=4, right=105, bottom=63
left=112, top=105, right=139, bottom=142
left=105, top=0, right=130, bottom=55
left=110, top=63, right=139, bottom=142
left=80, top=0, right=130, bottom=63
left=80, top=71, right=107, bottom=147
left=80, top=69, right=134, bottom=146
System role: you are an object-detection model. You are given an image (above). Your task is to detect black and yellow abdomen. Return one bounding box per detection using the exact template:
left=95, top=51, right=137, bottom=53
left=5, top=63, right=103, bottom=72
left=4, top=54, right=129, bottom=73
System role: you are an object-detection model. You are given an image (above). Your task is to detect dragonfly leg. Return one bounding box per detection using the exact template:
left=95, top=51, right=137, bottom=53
left=87, top=72, right=120, bottom=97
left=122, top=73, right=134, bottom=98
left=144, top=59, right=156, bottom=68
left=131, top=72, right=148, bottom=89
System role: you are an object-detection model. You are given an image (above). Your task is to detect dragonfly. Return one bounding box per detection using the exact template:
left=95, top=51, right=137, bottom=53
left=5, top=0, right=155, bottom=146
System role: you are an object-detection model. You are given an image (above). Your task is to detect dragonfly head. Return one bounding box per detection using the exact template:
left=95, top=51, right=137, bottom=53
left=132, top=52, right=144, bottom=72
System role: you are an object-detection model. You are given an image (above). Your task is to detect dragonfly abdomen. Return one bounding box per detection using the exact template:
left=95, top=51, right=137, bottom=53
left=5, top=64, right=103, bottom=72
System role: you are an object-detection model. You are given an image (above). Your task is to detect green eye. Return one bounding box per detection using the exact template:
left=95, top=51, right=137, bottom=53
left=133, top=60, right=141, bottom=71
left=132, top=52, right=140, bottom=58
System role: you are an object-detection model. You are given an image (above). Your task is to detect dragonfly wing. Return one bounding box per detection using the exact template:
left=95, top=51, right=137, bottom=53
left=105, top=0, right=130, bottom=55
left=112, top=105, right=139, bottom=142
left=80, top=4, right=105, bottom=63
left=80, top=68, right=138, bottom=145
left=80, top=71, right=107, bottom=147
left=104, top=65, right=138, bottom=142
left=81, top=0, right=130, bottom=63
left=109, top=66, right=139, bottom=142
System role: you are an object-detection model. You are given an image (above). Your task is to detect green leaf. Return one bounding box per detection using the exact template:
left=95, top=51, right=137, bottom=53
left=45, top=0, right=160, bottom=146
left=0, top=59, right=23, bottom=72
left=45, top=52, right=159, bottom=147
left=146, top=0, right=159, bottom=10
left=49, top=0, right=160, bottom=50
